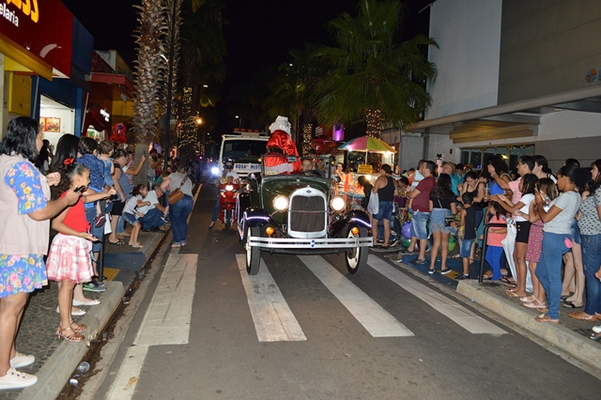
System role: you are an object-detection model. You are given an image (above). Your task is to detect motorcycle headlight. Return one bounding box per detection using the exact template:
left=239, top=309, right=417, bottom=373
left=330, top=196, right=346, bottom=212
left=273, top=195, right=289, bottom=212
left=225, top=184, right=234, bottom=191
left=211, top=166, right=219, bottom=175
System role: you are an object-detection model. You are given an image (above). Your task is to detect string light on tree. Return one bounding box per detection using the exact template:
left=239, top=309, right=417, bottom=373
left=302, top=124, right=313, bottom=156
left=366, top=108, right=383, bottom=138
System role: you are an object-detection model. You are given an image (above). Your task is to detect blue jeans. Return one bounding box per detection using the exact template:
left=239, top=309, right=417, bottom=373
left=171, top=195, right=194, bottom=244
left=536, top=232, right=571, bottom=319
left=485, top=245, right=504, bottom=280
left=139, top=208, right=165, bottom=231
left=211, top=194, right=220, bottom=223
left=581, top=234, right=601, bottom=316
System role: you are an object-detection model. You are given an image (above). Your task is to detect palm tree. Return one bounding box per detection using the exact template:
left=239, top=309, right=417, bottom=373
left=313, top=0, right=437, bottom=138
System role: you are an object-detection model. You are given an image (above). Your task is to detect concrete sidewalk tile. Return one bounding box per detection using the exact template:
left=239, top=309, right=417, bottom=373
left=457, top=280, right=601, bottom=371
left=17, top=281, right=125, bottom=400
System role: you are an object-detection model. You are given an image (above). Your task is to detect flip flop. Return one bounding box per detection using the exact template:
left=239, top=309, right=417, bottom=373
left=505, top=289, right=520, bottom=298
left=535, top=314, right=559, bottom=323
left=109, top=239, right=125, bottom=245
left=562, top=300, right=582, bottom=309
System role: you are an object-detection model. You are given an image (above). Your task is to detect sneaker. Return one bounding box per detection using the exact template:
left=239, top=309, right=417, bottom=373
left=83, top=280, right=106, bottom=293
left=72, top=299, right=100, bottom=306
left=456, top=273, right=469, bottom=280
left=413, top=258, right=427, bottom=265
left=389, top=238, right=399, bottom=247
left=441, top=269, right=453, bottom=275
left=0, top=368, right=37, bottom=389
left=56, top=306, right=86, bottom=316
left=593, top=325, right=601, bottom=334
left=10, top=353, right=34, bottom=369
left=428, top=269, right=435, bottom=274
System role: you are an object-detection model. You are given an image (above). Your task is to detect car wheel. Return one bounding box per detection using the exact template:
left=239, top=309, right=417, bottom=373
left=345, top=225, right=368, bottom=275
left=246, top=225, right=261, bottom=275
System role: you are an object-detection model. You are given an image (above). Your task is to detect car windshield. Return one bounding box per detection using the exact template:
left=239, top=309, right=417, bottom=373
left=223, top=139, right=267, bottom=163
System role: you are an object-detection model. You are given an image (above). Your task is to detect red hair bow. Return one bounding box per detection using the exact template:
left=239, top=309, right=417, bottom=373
left=63, top=158, right=75, bottom=166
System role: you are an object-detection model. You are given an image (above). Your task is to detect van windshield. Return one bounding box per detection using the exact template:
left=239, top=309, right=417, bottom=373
left=223, top=139, right=267, bottom=163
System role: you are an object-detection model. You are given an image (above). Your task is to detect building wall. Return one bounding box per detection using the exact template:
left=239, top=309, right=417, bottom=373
left=426, top=0, right=503, bottom=119
left=499, top=0, right=601, bottom=103
left=425, top=110, right=601, bottom=171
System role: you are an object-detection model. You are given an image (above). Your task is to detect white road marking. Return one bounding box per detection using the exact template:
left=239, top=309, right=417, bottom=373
left=106, top=254, right=198, bottom=399
left=298, top=255, right=414, bottom=337
left=368, top=257, right=507, bottom=335
left=236, top=254, right=307, bottom=342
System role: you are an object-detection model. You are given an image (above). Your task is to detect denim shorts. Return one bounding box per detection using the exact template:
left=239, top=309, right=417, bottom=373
left=430, top=208, right=453, bottom=234
left=570, top=219, right=582, bottom=245
left=373, top=201, right=393, bottom=221
left=410, top=211, right=430, bottom=240
left=122, top=212, right=138, bottom=226
left=460, top=238, right=475, bottom=258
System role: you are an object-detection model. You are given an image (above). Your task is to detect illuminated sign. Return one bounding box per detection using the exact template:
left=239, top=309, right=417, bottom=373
left=3, top=0, right=39, bottom=24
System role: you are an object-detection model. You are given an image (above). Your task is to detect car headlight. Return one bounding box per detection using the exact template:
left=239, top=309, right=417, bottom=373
left=330, top=196, right=346, bottom=212
left=273, top=195, right=289, bottom=212
left=211, top=166, right=219, bottom=175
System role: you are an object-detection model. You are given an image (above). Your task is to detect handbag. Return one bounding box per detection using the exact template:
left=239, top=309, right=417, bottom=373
left=167, top=175, right=188, bottom=205
left=367, top=191, right=379, bottom=215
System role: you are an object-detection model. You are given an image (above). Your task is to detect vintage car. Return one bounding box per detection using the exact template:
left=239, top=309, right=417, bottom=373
left=237, top=154, right=372, bottom=275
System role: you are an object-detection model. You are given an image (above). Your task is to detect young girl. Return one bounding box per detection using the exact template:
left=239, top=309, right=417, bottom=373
left=456, top=192, right=478, bottom=280
left=497, top=174, right=538, bottom=298
left=47, top=159, right=115, bottom=341
left=520, top=178, right=558, bottom=310
left=484, top=201, right=507, bottom=281
left=122, top=184, right=150, bottom=248
left=535, top=164, right=581, bottom=323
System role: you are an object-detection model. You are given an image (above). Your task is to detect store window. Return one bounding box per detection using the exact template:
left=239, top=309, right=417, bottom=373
left=39, top=95, right=75, bottom=149
left=461, top=145, right=534, bottom=171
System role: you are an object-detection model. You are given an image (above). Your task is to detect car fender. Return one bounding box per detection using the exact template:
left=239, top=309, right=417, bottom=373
left=330, top=210, right=371, bottom=237
left=243, top=207, right=271, bottom=228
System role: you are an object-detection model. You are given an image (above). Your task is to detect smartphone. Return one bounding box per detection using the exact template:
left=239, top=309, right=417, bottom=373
left=74, top=185, right=86, bottom=193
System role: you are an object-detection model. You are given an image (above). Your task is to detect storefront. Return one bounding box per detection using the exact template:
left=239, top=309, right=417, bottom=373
left=1, top=0, right=75, bottom=136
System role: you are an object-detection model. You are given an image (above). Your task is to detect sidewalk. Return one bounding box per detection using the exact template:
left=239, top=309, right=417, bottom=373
left=389, top=248, right=601, bottom=377
left=8, top=229, right=168, bottom=400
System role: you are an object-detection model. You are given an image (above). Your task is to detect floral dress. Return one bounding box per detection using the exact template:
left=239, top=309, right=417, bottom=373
left=0, top=161, right=48, bottom=297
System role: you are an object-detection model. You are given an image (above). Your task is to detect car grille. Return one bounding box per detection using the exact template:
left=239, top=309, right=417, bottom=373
left=288, top=188, right=327, bottom=237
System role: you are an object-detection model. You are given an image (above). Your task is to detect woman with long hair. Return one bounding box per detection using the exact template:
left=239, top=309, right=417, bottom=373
left=428, top=174, right=458, bottom=274
left=0, top=117, right=79, bottom=388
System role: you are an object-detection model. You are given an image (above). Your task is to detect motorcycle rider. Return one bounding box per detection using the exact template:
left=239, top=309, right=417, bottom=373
left=208, top=159, right=240, bottom=229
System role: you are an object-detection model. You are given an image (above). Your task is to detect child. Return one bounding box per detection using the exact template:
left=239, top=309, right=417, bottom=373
left=46, top=161, right=101, bottom=342
left=97, top=140, right=115, bottom=189
left=456, top=192, right=477, bottom=279
left=484, top=201, right=507, bottom=281
left=122, top=184, right=150, bottom=248
left=519, top=178, right=558, bottom=310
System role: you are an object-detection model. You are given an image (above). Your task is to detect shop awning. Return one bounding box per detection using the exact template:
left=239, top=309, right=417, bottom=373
left=87, top=72, right=135, bottom=94
left=407, top=85, right=601, bottom=144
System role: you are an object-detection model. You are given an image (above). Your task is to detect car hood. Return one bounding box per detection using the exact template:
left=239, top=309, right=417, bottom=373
left=260, top=175, right=332, bottom=213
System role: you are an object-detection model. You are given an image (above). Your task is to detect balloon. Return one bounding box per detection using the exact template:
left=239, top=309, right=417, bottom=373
left=401, top=236, right=411, bottom=248
left=402, top=222, right=411, bottom=239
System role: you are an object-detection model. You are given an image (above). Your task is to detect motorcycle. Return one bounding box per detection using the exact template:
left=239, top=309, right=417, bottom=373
left=219, top=178, right=240, bottom=230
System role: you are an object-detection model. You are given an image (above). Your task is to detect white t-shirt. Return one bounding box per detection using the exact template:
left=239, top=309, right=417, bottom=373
left=139, top=190, right=160, bottom=214
left=515, top=193, right=535, bottom=222
left=123, top=194, right=142, bottom=215
left=544, top=191, right=581, bottom=234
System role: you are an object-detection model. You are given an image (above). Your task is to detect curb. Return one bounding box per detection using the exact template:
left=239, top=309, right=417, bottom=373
left=457, top=280, right=601, bottom=371
left=17, top=281, right=125, bottom=400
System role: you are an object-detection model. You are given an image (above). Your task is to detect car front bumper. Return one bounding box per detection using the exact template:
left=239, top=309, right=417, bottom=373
left=248, top=236, right=372, bottom=250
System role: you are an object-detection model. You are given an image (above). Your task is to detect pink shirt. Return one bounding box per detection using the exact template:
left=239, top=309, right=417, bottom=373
left=487, top=215, right=506, bottom=247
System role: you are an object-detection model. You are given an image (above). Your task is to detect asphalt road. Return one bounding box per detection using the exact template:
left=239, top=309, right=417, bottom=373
left=87, top=185, right=601, bottom=400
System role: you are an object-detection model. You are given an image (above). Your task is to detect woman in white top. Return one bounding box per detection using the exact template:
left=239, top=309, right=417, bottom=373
left=161, top=167, right=194, bottom=247
left=534, top=164, right=581, bottom=323
left=497, top=174, right=538, bottom=299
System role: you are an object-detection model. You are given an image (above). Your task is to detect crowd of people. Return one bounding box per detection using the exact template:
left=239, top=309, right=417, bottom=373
left=372, top=155, right=601, bottom=328
left=0, top=116, right=198, bottom=389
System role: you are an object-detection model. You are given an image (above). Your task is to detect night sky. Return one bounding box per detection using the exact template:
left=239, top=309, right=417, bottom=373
left=61, top=0, right=431, bottom=133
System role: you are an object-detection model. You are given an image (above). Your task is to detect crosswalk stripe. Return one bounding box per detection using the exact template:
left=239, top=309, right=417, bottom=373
left=298, top=255, right=414, bottom=337
left=236, top=254, right=307, bottom=342
left=136, top=253, right=198, bottom=345
left=368, top=257, right=507, bottom=335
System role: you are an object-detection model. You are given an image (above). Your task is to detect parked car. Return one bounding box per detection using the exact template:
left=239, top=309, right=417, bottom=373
left=237, top=154, right=372, bottom=275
